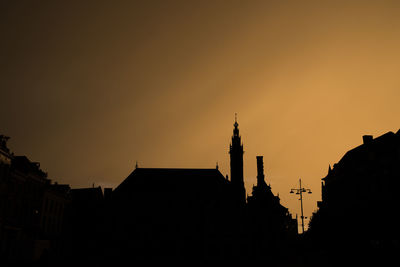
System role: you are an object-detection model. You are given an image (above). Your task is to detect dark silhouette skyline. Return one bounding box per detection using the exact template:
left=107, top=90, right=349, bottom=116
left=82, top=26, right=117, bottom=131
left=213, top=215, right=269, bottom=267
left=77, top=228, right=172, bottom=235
left=2, top=2, right=400, bottom=264
left=1, top=119, right=301, bottom=264
left=2, top=118, right=400, bottom=265
left=3, top=1, right=400, bottom=223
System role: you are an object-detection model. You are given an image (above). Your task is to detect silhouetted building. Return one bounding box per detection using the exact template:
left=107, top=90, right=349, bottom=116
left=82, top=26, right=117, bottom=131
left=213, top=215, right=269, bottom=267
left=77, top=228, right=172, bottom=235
left=107, top=167, right=243, bottom=263
left=0, top=136, right=70, bottom=263
left=35, top=182, right=70, bottom=261
left=65, top=186, right=105, bottom=260
left=309, top=130, right=400, bottom=260
left=0, top=135, right=14, bottom=261
left=247, top=156, right=297, bottom=260
left=99, top=117, right=300, bottom=264
left=2, top=117, right=302, bottom=264
left=229, top=116, right=246, bottom=206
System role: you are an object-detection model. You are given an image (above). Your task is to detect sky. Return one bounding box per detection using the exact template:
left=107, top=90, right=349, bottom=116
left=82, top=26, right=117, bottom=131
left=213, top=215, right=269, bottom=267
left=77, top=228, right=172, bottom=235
left=2, top=0, right=400, bottom=230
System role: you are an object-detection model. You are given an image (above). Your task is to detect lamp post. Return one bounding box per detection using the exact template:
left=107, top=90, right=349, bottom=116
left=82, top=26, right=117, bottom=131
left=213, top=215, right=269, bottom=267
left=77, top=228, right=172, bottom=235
left=290, top=178, right=312, bottom=234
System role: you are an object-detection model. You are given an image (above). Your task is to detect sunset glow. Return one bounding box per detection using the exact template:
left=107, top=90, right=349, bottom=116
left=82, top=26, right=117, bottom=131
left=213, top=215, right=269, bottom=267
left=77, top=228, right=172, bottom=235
left=2, top=0, right=400, bottom=231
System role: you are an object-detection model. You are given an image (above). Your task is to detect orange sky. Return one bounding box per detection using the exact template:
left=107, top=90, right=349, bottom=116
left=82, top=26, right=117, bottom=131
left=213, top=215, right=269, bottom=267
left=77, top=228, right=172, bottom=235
left=2, top=0, right=400, bottom=230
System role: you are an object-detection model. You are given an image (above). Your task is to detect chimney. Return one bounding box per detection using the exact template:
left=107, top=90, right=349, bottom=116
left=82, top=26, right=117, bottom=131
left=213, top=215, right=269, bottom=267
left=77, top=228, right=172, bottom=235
left=256, top=156, right=265, bottom=186
left=363, top=135, right=373, bottom=145
left=256, top=156, right=264, bottom=177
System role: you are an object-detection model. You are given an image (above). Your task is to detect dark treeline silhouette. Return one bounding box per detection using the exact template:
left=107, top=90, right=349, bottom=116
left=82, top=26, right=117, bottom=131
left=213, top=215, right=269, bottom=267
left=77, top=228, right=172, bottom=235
left=1, top=121, right=399, bottom=265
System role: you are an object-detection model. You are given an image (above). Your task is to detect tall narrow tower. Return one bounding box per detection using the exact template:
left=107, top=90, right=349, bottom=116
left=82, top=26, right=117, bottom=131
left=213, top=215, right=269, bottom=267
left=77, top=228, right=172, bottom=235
left=229, top=114, right=246, bottom=205
left=256, top=156, right=267, bottom=188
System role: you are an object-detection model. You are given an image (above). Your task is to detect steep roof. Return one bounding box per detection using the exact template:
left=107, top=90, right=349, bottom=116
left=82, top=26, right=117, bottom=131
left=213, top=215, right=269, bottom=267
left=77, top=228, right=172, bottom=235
left=338, top=131, right=399, bottom=166
left=113, top=167, right=229, bottom=197
left=323, top=130, right=400, bottom=181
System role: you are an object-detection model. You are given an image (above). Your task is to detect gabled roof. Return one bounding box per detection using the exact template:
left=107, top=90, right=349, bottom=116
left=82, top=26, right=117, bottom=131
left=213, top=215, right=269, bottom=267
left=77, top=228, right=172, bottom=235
left=113, top=167, right=229, bottom=197
left=339, top=131, right=398, bottom=165
left=323, top=130, right=400, bottom=181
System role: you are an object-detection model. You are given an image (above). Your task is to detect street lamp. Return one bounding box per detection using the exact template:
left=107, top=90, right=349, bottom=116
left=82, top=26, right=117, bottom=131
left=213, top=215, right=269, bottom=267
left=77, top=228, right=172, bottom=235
left=290, top=178, right=312, bottom=234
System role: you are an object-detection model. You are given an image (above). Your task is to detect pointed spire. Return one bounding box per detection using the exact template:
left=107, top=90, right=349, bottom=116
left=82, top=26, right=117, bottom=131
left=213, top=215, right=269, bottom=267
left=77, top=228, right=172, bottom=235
left=229, top=114, right=245, bottom=205
left=135, top=161, right=139, bottom=169
left=328, top=164, right=332, bottom=174
left=216, top=162, right=219, bottom=170
left=233, top=113, right=239, bottom=136
left=234, top=113, right=238, bottom=127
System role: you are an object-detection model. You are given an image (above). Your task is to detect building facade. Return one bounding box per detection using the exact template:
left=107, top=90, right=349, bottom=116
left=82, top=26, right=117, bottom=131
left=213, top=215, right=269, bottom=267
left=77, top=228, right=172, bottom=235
left=0, top=135, right=69, bottom=263
left=309, top=131, right=400, bottom=257
left=108, top=167, right=239, bottom=262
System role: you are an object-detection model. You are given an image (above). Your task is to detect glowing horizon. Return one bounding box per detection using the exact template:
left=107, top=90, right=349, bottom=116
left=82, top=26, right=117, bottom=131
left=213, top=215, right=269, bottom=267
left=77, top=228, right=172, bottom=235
left=2, top=0, right=400, bottom=231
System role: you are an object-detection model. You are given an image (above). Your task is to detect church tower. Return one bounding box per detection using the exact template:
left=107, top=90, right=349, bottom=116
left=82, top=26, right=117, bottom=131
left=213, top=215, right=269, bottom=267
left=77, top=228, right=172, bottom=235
left=229, top=114, right=246, bottom=205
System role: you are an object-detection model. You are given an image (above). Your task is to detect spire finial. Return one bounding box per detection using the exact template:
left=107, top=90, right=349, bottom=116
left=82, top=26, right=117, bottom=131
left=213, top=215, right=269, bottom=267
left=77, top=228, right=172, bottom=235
left=135, top=161, right=138, bottom=169
left=233, top=113, right=239, bottom=129
left=216, top=162, right=219, bottom=170
left=232, top=114, right=240, bottom=137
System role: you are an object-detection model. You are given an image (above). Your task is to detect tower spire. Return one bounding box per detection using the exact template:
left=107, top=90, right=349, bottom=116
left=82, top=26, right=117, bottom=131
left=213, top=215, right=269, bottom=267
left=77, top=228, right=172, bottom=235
left=233, top=113, right=239, bottom=137
left=229, top=115, right=246, bottom=206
